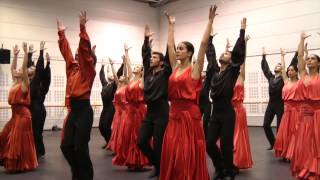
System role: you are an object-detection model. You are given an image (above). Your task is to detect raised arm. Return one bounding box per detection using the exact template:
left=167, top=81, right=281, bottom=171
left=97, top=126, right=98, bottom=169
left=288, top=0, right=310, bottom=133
left=35, top=41, right=46, bottom=81
left=78, top=10, right=95, bottom=71
left=117, top=63, right=124, bottom=78
left=124, top=44, right=133, bottom=80
left=11, top=45, right=20, bottom=82
left=165, top=11, right=177, bottom=69
left=191, top=5, right=217, bottom=79
left=297, top=32, right=309, bottom=77
left=239, top=35, right=250, bottom=81
left=27, top=44, right=35, bottom=68
left=41, top=52, right=51, bottom=95
left=21, top=42, right=29, bottom=92
left=231, top=18, right=246, bottom=67
left=57, top=20, right=74, bottom=73
left=142, top=25, right=152, bottom=76
left=109, top=58, right=119, bottom=86
left=261, top=47, right=273, bottom=80
left=99, top=64, right=108, bottom=87
left=280, top=48, right=288, bottom=83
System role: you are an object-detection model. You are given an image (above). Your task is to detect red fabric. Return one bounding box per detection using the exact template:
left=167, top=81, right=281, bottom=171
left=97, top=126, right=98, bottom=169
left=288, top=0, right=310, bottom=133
left=274, top=82, right=301, bottom=159
left=160, top=67, right=209, bottom=180
left=123, top=80, right=149, bottom=167
left=0, top=84, right=38, bottom=172
left=58, top=25, right=96, bottom=102
left=107, top=86, right=127, bottom=154
left=290, top=77, right=320, bottom=179
left=232, top=82, right=253, bottom=169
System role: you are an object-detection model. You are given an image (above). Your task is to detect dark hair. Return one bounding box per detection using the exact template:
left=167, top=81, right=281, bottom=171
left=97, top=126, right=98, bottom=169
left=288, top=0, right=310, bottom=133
left=311, top=54, right=320, bottom=62
left=286, top=65, right=299, bottom=79
left=152, top=51, right=164, bottom=61
left=181, top=41, right=194, bottom=62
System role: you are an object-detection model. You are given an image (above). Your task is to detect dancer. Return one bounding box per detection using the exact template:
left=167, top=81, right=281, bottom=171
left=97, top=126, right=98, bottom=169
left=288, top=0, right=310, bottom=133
left=291, top=32, right=320, bottom=179
left=274, top=49, right=300, bottom=159
left=206, top=17, right=247, bottom=180
left=122, top=44, right=149, bottom=169
left=200, top=30, right=217, bottom=138
left=160, top=5, right=216, bottom=180
left=0, top=43, right=38, bottom=172
left=137, top=24, right=171, bottom=178
left=29, top=41, right=51, bottom=158
left=99, top=60, right=123, bottom=149
left=261, top=47, right=284, bottom=150
left=58, top=10, right=96, bottom=180
left=231, top=35, right=253, bottom=169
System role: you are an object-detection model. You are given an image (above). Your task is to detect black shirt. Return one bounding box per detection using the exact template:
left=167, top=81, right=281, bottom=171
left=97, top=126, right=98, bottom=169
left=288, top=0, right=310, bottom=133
left=30, top=50, right=51, bottom=104
left=142, top=36, right=172, bottom=103
left=100, top=64, right=123, bottom=107
left=210, top=29, right=246, bottom=101
left=261, top=55, right=284, bottom=103
left=199, top=35, right=217, bottom=106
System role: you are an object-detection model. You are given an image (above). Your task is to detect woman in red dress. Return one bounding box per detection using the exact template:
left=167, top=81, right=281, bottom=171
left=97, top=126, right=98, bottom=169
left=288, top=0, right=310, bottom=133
left=107, top=57, right=128, bottom=156
left=122, top=44, right=149, bottom=169
left=231, top=36, right=253, bottom=169
left=274, top=49, right=301, bottom=160
left=0, top=43, right=38, bottom=172
left=290, top=32, right=320, bottom=179
left=159, top=6, right=216, bottom=180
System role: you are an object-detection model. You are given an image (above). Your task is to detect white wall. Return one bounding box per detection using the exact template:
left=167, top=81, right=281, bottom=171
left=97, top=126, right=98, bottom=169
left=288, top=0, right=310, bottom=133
left=0, top=0, right=159, bottom=129
left=159, top=0, right=320, bottom=126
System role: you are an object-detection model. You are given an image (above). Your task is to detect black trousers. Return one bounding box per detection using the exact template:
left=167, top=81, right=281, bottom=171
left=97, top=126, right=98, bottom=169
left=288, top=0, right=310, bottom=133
left=200, top=101, right=212, bottom=138
left=206, top=100, right=235, bottom=177
left=98, top=104, right=115, bottom=144
left=263, top=101, right=284, bottom=147
left=60, top=99, right=94, bottom=180
left=31, top=101, right=46, bottom=157
left=137, top=99, right=169, bottom=174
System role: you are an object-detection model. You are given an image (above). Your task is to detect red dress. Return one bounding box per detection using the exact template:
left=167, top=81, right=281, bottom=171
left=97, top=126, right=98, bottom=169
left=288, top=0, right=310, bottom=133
left=160, top=67, right=209, bottom=180
left=291, top=75, right=320, bottom=179
left=123, top=80, right=149, bottom=167
left=232, top=82, right=253, bottom=169
left=0, top=84, right=38, bottom=172
left=274, top=81, right=301, bottom=159
left=107, top=86, right=127, bottom=154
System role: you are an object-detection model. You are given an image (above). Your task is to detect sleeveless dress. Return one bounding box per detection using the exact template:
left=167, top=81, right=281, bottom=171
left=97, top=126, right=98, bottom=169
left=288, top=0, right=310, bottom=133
left=274, top=81, right=301, bottom=159
left=160, top=66, right=209, bottom=180
left=0, top=84, right=38, bottom=172
left=291, top=75, right=320, bottom=179
left=123, top=80, right=149, bottom=168
left=232, top=82, right=253, bottom=169
left=107, top=86, right=128, bottom=154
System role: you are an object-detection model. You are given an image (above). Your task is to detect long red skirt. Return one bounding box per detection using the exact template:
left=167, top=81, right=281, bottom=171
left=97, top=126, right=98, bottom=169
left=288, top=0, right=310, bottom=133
left=274, top=101, right=299, bottom=159
left=232, top=101, right=253, bottom=169
left=0, top=106, right=38, bottom=172
left=160, top=101, right=208, bottom=180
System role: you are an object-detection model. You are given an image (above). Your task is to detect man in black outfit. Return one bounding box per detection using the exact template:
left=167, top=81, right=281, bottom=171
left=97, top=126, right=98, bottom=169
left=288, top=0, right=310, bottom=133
left=200, top=32, right=217, bottom=138
left=261, top=47, right=284, bottom=150
left=28, top=42, right=51, bottom=158
left=137, top=25, right=171, bottom=178
left=206, top=18, right=247, bottom=180
left=98, top=63, right=123, bottom=148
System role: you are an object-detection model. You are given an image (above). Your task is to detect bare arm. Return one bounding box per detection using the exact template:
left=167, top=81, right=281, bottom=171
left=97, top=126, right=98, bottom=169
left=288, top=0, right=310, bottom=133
left=239, top=35, right=250, bottom=81
left=297, top=32, right=310, bottom=78
left=192, top=5, right=217, bottom=79
left=109, top=58, right=119, bottom=86
left=124, top=44, right=133, bottom=80
left=21, top=42, right=29, bottom=92
left=11, top=45, right=20, bottom=82
left=165, top=11, right=177, bottom=69
left=280, top=48, right=288, bottom=83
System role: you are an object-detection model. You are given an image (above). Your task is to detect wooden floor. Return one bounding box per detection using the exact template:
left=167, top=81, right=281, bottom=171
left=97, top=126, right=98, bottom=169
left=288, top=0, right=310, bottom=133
left=0, top=127, right=295, bottom=180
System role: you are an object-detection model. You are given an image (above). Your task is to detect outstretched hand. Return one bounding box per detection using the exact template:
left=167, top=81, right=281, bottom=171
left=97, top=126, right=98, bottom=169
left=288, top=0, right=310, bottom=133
left=245, top=35, right=251, bottom=42
left=46, top=52, right=50, bottom=63
left=57, top=19, right=66, bottom=31
left=280, top=48, right=286, bottom=56
left=262, top=47, right=266, bottom=55
left=124, top=43, right=132, bottom=51
left=79, top=10, right=88, bottom=25
left=225, top=38, right=233, bottom=51
left=209, top=5, right=218, bottom=20
left=164, top=11, right=175, bottom=24
left=144, top=25, right=154, bottom=37
left=40, top=41, right=46, bottom=51
left=13, top=45, right=20, bottom=56
left=29, top=44, right=36, bottom=53
left=241, top=17, right=247, bottom=30
left=23, top=42, right=28, bottom=53
left=92, top=45, right=96, bottom=54
left=108, top=58, right=114, bottom=65
left=300, top=31, right=311, bottom=40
